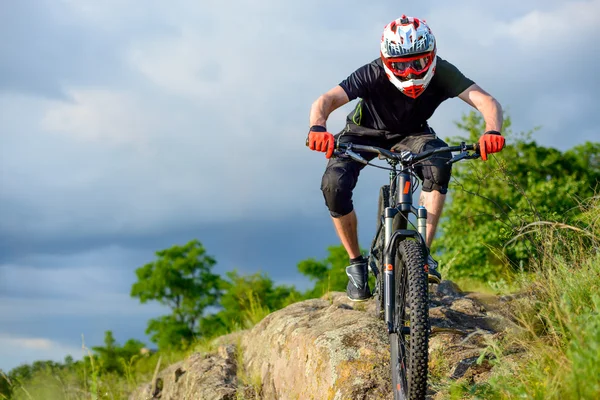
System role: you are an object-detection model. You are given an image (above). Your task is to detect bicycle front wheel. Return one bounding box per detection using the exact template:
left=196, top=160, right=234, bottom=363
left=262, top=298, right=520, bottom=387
left=390, top=240, right=429, bottom=400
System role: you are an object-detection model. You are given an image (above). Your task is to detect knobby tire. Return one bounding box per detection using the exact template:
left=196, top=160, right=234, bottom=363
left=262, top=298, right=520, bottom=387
left=391, top=240, right=429, bottom=400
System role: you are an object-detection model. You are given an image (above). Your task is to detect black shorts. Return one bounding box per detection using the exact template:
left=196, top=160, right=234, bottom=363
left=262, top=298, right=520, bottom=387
left=320, top=124, right=452, bottom=218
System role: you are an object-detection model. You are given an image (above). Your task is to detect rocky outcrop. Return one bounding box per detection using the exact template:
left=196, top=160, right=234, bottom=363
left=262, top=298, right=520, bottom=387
left=130, top=281, right=510, bottom=400
left=241, top=294, right=390, bottom=400
left=427, top=281, right=510, bottom=396
left=131, top=345, right=238, bottom=400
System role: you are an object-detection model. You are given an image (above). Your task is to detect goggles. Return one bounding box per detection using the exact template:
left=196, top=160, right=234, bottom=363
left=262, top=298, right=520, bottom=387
left=383, top=51, right=434, bottom=78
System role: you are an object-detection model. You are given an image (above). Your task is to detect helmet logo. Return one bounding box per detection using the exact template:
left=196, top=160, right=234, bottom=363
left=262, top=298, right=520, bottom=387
left=385, top=29, right=432, bottom=56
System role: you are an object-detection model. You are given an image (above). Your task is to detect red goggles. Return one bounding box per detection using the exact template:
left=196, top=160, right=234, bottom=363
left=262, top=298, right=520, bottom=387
left=383, top=51, right=434, bottom=77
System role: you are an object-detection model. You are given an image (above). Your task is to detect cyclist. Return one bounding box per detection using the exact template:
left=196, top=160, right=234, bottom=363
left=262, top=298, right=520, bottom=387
left=307, top=15, right=505, bottom=301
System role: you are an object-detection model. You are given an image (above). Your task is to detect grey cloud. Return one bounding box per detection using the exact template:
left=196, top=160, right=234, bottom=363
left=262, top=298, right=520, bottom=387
left=428, top=0, right=600, bottom=148
left=0, top=2, right=131, bottom=98
left=0, top=216, right=337, bottom=285
left=0, top=311, right=159, bottom=370
left=0, top=334, right=82, bottom=372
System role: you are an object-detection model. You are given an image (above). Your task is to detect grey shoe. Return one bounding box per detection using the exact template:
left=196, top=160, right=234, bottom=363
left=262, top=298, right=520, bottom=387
left=346, top=261, right=372, bottom=301
left=426, top=254, right=442, bottom=284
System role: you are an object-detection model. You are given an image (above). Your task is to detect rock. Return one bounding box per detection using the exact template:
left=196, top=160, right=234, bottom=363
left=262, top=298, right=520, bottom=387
left=129, top=345, right=237, bottom=400
left=427, top=284, right=510, bottom=399
left=130, top=281, right=512, bottom=400
left=435, top=280, right=463, bottom=299
left=241, top=295, right=391, bottom=400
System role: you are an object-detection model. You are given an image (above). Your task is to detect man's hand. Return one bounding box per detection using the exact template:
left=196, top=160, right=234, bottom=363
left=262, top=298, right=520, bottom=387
left=479, top=131, right=505, bottom=161
left=307, top=126, right=335, bottom=159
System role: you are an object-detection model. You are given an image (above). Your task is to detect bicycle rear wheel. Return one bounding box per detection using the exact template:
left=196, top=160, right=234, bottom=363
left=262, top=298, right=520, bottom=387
left=390, top=240, right=429, bottom=400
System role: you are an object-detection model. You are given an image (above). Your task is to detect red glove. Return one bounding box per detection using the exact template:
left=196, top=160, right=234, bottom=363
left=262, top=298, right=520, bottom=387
left=479, top=131, right=505, bottom=161
left=307, top=126, right=335, bottom=159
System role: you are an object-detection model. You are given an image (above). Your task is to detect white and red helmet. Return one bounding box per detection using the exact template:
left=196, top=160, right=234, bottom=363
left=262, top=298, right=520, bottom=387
left=380, top=15, right=437, bottom=98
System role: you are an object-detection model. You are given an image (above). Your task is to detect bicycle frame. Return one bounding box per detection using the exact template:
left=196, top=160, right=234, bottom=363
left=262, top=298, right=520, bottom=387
left=331, top=140, right=477, bottom=333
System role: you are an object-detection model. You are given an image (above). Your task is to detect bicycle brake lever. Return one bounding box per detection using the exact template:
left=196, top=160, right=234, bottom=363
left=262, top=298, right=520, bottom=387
left=446, top=152, right=469, bottom=165
left=346, top=149, right=368, bottom=164
left=447, top=151, right=481, bottom=165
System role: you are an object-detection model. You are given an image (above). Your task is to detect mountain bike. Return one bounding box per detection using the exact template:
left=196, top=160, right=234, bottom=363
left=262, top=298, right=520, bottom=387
left=333, top=141, right=480, bottom=400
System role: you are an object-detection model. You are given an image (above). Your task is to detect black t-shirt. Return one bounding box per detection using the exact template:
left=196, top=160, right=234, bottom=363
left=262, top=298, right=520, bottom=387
left=339, top=56, right=474, bottom=134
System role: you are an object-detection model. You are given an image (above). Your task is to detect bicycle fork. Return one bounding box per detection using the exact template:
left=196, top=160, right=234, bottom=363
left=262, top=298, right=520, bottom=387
left=382, top=173, right=428, bottom=334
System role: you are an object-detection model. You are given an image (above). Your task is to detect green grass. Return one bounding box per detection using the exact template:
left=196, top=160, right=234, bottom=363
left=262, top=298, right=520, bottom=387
left=449, top=197, right=600, bottom=400
left=480, top=254, right=600, bottom=400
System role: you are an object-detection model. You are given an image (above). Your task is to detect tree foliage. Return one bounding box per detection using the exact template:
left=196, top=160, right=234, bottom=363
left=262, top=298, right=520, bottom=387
left=131, top=239, right=221, bottom=349
left=437, top=111, right=600, bottom=281
left=297, top=245, right=356, bottom=298
left=90, top=331, right=145, bottom=374
left=0, top=370, right=11, bottom=399
left=199, top=270, right=301, bottom=337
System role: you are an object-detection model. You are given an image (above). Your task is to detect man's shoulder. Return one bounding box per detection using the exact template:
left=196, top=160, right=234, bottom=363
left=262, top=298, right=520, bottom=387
left=368, top=58, right=385, bottom=76
left=370, top=57, right=384, bottom=68
left=351, top=58, right=387, bottom=87
left=434, top=56, right=456, bottom=73
left=434, top=56, right=472, bottom=79
left=432, top=55, right=475, bottom=97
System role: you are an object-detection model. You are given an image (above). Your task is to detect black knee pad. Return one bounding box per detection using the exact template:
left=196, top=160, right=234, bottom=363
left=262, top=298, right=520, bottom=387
left=419, top=140, right=452, bottom=194
left=321, top=162, right=360, bottom=217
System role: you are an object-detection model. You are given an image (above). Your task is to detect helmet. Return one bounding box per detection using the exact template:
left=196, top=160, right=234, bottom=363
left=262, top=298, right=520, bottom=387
left=380, top=15, right=437, bottom=98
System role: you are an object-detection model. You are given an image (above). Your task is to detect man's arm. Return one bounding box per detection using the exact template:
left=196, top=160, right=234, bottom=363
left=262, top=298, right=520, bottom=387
left=309, top=85, right=351, bottom=128
left=458, top=84, right=505, bottom=160
left=457, top=83, right=503, bottom=132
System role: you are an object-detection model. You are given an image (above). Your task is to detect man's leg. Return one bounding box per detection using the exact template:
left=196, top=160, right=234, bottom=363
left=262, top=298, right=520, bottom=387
left=419, top=190, right=446, bottom=248
left=331, top=210, right=361, bottom=259
left=321, top=148, right=373, bottom=301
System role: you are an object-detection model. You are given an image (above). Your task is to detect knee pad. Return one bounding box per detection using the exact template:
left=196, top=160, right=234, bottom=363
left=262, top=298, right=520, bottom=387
left=321, top=164, right=358, bottom=217
left=420, top=143, right=452, bottom=194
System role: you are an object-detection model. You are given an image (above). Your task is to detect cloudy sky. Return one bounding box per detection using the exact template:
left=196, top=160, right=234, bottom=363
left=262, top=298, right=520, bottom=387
left=1, top=0, right=598, bottom=371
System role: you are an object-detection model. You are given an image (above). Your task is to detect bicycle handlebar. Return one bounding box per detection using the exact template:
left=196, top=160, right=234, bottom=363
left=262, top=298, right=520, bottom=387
left=334, top=141, right=480, bottom=166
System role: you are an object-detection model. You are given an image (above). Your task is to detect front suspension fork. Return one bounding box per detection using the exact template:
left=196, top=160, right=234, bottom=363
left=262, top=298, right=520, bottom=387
left=383, top=206, right=428, bottom=333
left=383, top=207, right=396, bottom=332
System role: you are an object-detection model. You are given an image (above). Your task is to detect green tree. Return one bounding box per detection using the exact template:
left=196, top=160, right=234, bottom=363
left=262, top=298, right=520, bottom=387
left=7, top=360, right=62, bottom=390
left=91, top=331, right=145, bottom=374
left=0, top=369, right=11, bottom=400
left=437, top=111, right=600, bottom=281
left=298, top=245, right=357, bottom=298
left=199, top=270, right=301, bottom=336
left=131, top=239, right=222, bottom=349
